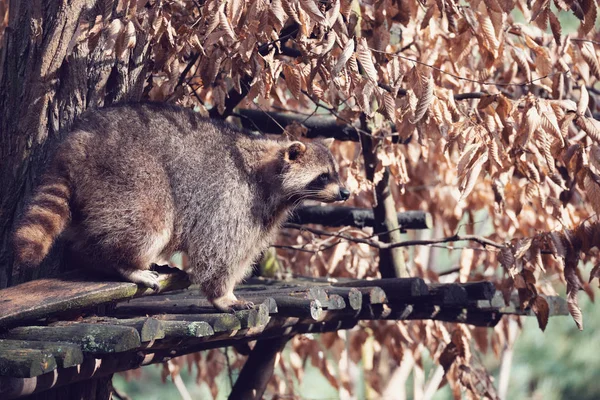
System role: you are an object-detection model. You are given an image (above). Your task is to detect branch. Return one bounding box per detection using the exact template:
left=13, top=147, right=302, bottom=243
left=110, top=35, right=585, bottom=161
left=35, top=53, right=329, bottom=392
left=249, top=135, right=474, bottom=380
left=208, top=74, right=252, bottom=119
left=289, top=206, right=432, bottom=229
left=368, top=47, right=566, bottom=87
left=228, top=336, right=291, bottom=400
left=209, top=24, right=300, bottom=119
left=284, top=223, right=504, bottom=250
left=236, top=108, right=360, bottom=140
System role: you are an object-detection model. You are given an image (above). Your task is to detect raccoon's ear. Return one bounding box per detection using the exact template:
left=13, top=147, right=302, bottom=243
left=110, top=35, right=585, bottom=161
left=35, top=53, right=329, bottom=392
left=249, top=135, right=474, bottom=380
left=285, top=141, right=306, bottom=161
left=321, top=138, right=334, bottom=148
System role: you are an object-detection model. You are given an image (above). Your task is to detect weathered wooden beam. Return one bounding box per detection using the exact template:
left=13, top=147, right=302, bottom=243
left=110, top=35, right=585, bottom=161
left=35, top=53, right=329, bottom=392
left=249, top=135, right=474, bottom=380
left=458, top=281, right=496, bottom=301
left=0, top=268, right=190, bottom=329
left=289, top=206, right=432, bottom=230
left=235, top=303, right=270, bottom=328
left=425, top=284, right=469, bottom=306
left=0, top=318, right=359, bottom=399
left=0, top=353, right=149, bottom=399
left=1, top=325, right=141, bottom=354
left=157, top=314, right=241, bottom=333
left=354, top=286, right=388, bottom=305
left=0, top=340, right=83, bottom=369
left=333, top=278, right=428, bottom=302
left=228, top=336, right=291, bottom=400
left=78, top=317, right=165, bottom=342
left=159, top=321, right=214, bottom=338
left=323, top=287, right=363, bottom=312
left=113, top=298, right=218, bottom=315
left=274, top=297, right=323, bottom=320
left=0, top=350, right=57, bottom=378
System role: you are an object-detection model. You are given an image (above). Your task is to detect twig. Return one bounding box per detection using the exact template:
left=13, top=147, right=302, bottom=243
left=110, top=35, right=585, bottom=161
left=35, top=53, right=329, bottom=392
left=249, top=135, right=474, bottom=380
left=166, top=360, right=192, bottom=400
left=224, top=348, right=234, bottom=391
left=285, top=223, right=504, bottom=250
left=112, top=386, right=132, bottom=400
left=570, top=38, right=600, bottom=45
left=175, top=53, right=200, bottom=91
left=369, top=47, right=565, bottom=87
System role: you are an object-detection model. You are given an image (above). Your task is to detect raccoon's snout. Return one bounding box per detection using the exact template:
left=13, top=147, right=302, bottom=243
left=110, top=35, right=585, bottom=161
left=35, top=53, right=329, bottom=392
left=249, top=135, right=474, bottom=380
left=338, top=188, right=351, bottom=201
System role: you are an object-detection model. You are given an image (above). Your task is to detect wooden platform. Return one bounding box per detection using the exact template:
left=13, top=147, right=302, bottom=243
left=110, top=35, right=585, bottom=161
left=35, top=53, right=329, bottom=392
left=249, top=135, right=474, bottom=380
left=0, top=270, right=568, bottom=399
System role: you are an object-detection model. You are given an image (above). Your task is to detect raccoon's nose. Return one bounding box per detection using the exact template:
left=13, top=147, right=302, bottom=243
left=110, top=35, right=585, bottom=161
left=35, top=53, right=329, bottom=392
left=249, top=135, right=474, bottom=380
left=338, top=188, right=351, bottom=201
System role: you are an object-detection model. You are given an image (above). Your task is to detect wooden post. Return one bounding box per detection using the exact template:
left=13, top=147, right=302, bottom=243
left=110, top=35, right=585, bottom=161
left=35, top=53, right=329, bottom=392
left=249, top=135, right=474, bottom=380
left=359, top=116, right=408, bottom=278
left=228, top=336, right=291, bottom=400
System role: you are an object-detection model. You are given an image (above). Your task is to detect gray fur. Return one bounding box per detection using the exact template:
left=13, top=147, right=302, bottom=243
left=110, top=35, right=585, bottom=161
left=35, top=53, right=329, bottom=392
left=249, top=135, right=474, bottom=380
left=14, top=103, right=348, bottom=311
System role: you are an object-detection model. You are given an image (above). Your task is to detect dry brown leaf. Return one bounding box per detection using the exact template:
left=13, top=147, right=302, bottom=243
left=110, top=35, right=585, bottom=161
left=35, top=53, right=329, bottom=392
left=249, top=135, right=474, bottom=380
left=580, top=41, right=600, bottom=80
left=515, top=237, right=533, bottom=259
left=283, top=63, right=302, bottom=100
left=590, top=262, right=600, bottom=286
left=281, top=0, right=302, bottom=25
left=584, top=169, right=600, bottom=215
left=541, top=112, right=565, bottom=148
left=511, top=46, right=532, bottom=82
left=547, top=11, right=562, bottom=46
left=381, top=90, right=396, bottom=120
left=531, top=296, right=550, bottom=331
left=575, top=116, right=600, bottom=142
left=332, top=38, right=354, bottom=76
left=565, top=248, right=584, bottom=330
left=477, top=9, right=500, bottom=56
left=577, top=85, right=589, bottom=116
left=580, top=0, right=597, bottom=35
left=411, top=71, right=434, bottom=124
left=356, top=37, right=379, bottom=83
left=326, top=0, right=340, bottom=28
left=299, top=0, right=326, bottom=23
left=459, top=152, right=488, bottom=201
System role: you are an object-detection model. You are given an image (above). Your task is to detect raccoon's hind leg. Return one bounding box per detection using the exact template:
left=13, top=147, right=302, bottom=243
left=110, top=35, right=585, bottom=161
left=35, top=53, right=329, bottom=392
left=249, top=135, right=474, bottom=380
left=211, top=292, right=254, bottom=313
left=200, top=272, right=254, bottom=313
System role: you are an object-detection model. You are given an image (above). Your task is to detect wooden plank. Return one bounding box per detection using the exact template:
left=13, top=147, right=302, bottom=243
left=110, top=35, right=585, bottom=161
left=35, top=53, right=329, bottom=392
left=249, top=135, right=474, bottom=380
left=80, top=317, right=165, bottom=342
left=0, top=268, right=190, bottom=329
left=113, top=298, right=219, bottom=315
left=1, top=324, right=141, bottom=353
left=323, top=287, right=362, bottom=311
left=288, top=206, right=432, bottom=230
left=0, top=349, right=57, bottom=378
left=235, top=302, right=270, bottom=328
left=459, top=281, right=496, bottom=301
left=333, top=278, right=429, bottom=302
left=425, top=284, right=469, bottom=306
left=160, top=321, right=214, bottom=338
left=274, top=297, right=323, bottom=320
left=157, top=314, right=241, bottom=333
left=0, top=340, right=83, bottom=369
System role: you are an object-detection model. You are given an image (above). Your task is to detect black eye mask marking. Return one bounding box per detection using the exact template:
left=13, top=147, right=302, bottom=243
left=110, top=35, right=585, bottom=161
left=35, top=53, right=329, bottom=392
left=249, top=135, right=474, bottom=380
left=307, top=173, right=330, bottom=189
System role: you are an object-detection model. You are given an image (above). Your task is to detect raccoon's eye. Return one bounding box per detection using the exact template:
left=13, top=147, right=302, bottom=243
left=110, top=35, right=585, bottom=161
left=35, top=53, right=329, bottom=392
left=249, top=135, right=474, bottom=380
left=318, top=173, right=329, bottom=184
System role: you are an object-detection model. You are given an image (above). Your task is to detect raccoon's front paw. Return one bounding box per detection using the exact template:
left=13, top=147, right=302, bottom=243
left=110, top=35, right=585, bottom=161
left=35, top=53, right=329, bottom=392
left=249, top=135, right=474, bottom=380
left=211, top=294, right=254, bottom=313
left=119, top=269, right=161, bottom=293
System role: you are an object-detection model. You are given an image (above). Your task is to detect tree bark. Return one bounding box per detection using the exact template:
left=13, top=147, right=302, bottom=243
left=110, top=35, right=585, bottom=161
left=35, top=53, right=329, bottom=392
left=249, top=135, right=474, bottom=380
left=0, top=0, right=150, bottom=286
left=0, top=1, right=151, bottom=398
left=359, top=116, right=408, bottom=278
left=229, top=336, right=291, bottom=400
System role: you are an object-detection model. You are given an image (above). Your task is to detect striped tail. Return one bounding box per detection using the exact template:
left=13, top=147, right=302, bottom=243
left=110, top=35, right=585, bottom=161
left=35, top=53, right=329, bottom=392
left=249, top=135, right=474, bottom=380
left=13, top=174, right=72, bottom=266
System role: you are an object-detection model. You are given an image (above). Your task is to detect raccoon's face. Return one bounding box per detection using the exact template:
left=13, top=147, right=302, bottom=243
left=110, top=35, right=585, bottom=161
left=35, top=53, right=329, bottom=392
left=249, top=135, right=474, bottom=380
left=280, top=139, right=350, bottom=204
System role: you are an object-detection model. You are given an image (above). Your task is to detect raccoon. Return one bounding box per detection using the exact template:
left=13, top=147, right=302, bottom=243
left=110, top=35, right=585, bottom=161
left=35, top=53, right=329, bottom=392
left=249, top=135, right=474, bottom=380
left=12, top=103, right=350, bottom=312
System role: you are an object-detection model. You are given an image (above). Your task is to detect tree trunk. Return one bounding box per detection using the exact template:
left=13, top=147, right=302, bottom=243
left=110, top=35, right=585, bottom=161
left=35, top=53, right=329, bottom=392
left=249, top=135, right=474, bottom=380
left=0, top=0, right=150, bottom=287
left=0, top=1, right=151, bottom=398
